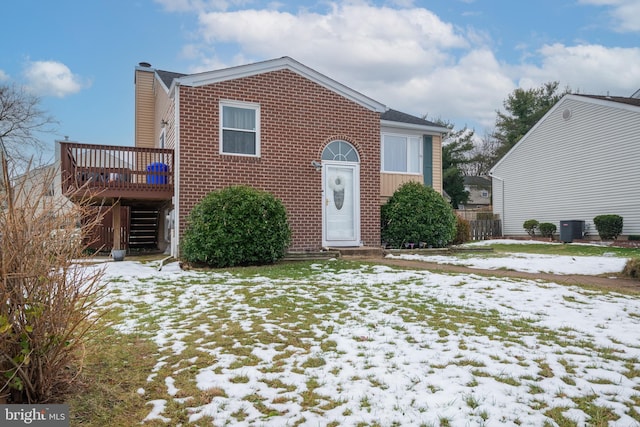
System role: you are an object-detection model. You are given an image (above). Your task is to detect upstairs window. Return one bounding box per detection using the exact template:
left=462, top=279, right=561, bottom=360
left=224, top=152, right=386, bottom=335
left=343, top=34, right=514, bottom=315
left=220, top=101, right=260, bottom=156
left=382, top=134, right=422, bottom=173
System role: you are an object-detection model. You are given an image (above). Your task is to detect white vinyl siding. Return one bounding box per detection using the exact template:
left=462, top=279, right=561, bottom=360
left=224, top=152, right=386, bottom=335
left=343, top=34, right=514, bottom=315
left=220, top=100, right=260, bottom=156
left=382, top=134, right=422, bottom=173
left=491, top=96, right=640, bottom=237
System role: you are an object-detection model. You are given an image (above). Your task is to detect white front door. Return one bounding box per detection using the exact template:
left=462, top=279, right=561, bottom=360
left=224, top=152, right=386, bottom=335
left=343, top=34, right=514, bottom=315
left=322, top=162, right=360, bottom=247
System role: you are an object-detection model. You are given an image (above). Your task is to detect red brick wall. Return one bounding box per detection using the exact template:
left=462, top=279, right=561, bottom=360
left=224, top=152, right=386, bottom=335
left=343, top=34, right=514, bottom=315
left=177, top=69, right=380, bottom=251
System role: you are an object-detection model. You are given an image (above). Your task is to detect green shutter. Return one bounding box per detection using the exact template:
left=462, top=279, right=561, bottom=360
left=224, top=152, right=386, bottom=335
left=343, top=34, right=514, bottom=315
left=423, top=135, right=433, bottom=187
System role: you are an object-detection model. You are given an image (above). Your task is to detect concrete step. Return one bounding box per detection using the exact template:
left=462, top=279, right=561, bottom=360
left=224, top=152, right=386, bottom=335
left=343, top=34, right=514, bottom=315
left=283, top=251, right=340, bottom=261
left=332, top=246, right=383, bottom=259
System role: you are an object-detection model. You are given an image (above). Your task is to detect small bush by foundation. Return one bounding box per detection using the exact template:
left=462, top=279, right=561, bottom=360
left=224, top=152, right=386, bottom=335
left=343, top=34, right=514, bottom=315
left=381, top=182, right=456, bottom=248
left=538, top=222, right=557, bottom=238
left=593, top=214, right=623, bottom=240
left=523, top=219, right=539, bottom=237
left=181, top=186, right=291, bottom=268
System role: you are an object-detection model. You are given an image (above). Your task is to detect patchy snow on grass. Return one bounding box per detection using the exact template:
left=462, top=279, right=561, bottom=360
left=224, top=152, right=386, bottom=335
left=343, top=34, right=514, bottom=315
left=463, top=239, right=561, bottom=246
left=386, top=252, right=628, bottom=275
left=97, top=259, right=640, bottom=426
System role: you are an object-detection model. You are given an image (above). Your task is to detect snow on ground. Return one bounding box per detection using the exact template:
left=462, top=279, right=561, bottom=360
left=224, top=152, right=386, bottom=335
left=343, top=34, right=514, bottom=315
left=95, top=256, right=640, bottom=426
left=386, top=239, right=629, bottom=275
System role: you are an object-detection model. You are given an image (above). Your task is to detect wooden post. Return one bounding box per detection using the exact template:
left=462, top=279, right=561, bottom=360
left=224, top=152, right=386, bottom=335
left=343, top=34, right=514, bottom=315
left=113, top=201, right=121, bottom=251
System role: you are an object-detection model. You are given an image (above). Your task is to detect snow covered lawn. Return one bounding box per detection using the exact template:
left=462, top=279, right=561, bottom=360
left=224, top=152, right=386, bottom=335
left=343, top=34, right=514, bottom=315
left=386, top=239, right=630, bottom=276
left=97, top=258, right=640, bottom=426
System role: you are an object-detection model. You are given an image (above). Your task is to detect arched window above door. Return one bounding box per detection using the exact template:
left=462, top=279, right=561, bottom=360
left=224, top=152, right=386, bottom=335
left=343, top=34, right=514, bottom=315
left=321, top=140, right=359, bottom=162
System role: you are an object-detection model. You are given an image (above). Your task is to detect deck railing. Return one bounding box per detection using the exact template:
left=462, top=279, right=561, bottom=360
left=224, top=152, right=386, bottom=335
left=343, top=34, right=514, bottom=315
left=60, top=141, right=174, bottom=202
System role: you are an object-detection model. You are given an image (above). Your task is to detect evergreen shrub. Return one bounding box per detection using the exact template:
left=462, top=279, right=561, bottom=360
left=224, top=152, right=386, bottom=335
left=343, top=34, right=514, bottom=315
left=181, top=186, right=291, bottom=267
left=381, top=182, right=456, bottom=248
left=523, top=219, right=539, bottom=236
left=593, top=214, right=623, bottom=240
left=538, top=222, right=557, bottom=238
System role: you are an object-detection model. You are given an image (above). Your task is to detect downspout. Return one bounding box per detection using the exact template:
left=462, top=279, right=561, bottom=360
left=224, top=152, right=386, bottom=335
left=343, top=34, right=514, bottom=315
left=489, top=173, right=505, bottom=236
left=172, top=84, right=180, bottom=258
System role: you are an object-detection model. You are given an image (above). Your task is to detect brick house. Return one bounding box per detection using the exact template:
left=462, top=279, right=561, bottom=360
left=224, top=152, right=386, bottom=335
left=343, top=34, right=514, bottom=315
left=60, top=57, right=447, bottom=256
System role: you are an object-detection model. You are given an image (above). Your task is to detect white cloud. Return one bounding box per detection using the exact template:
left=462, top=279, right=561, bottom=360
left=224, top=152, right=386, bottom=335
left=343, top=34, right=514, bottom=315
left=0, top=70, right=9, bottom=82
left=190, top=3, right=514, bottom=128
left=23, top=61, right=89, bottom=98
left=171, top=1, right=640, bottom=131
left=579, top=0, right=640, bottom=32
left=517, top=43, right=640, bottom=97
left=198, top=4, right=468, bottom=66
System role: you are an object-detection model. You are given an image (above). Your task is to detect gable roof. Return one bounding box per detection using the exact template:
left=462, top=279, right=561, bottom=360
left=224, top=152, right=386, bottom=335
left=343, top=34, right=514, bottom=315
left=464, top=176, right=491, bottom=187
left=490, top=93, right=640, bottom=174
left=151, top=57, right=448, bottom=131
left=158, top=56, right=386, bottom=113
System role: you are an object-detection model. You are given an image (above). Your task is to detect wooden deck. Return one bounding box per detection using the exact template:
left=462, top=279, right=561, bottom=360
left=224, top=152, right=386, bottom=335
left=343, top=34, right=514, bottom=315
left=60, top=141, right=174, bottom=204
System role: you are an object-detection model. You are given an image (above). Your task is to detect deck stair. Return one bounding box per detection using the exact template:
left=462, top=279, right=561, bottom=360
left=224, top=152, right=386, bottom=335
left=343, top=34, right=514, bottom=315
left=128, top=206, right=159, bottom=250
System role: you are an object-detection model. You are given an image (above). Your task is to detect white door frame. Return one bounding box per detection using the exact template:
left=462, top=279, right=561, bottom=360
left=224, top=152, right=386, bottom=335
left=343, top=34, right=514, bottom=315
left=322, top=161, right=361, bottom=247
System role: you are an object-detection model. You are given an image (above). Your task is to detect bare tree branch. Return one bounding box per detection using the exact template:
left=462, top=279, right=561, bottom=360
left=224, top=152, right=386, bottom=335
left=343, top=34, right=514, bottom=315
left=0, top=84, right=57, bottom=172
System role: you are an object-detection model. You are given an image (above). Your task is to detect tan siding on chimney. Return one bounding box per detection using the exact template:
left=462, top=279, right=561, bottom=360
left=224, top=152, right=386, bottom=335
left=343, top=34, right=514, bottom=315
left=135, top=68, right=155, bottom=148
left=155, top=87, right=174, bottom=149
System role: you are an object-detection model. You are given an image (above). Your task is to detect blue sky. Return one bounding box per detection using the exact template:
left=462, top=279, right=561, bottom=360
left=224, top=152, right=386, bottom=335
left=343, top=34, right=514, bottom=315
left=2, top=0, right=639, bottom=159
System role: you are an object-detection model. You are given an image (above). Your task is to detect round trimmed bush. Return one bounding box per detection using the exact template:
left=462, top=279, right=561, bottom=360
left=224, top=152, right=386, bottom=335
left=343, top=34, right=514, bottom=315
left=381, top=182, right=456, bottom=248
left=593, top=214, right=623, bottom=240
left=181, top=186, right=291, bottom=267
left=523, top=219, right=539, bottom=236
left=538, top=222, right=557, bottom=238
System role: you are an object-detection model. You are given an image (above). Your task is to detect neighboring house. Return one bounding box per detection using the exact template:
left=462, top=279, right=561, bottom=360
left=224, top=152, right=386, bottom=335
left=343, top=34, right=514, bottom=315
left=459, top=176, right=491, bottom=210
left=12, top=164, right=68, bottom=215
left=60, top=57, right=447, bottom=255
left=490, top=94, right=640, bottom=238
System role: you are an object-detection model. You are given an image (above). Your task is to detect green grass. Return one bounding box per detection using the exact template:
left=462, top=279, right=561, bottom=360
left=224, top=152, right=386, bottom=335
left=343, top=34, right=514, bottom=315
left=486, top=243, right=637, bottom=258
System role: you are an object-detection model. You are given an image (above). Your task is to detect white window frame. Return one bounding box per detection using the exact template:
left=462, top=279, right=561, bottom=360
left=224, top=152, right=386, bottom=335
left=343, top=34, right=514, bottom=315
left=381, top=133, right=422, bottom=174
left=219, top=100, right=261, bottom=157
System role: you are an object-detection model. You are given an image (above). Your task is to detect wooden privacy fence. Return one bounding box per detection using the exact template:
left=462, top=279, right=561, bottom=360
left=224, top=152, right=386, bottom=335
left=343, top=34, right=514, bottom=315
left=469, top=219, right=502, bottom=241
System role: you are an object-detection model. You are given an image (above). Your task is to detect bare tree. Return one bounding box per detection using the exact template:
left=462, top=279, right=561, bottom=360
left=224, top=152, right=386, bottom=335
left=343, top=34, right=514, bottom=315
left=0, top=84, right=57, bottom=174
left=461, top=129, right=501, bottom=176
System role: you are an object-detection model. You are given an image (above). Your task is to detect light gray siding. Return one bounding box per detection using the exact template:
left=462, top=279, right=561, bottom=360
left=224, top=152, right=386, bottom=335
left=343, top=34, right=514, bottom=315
left=491, top=95, right=640, bottom=237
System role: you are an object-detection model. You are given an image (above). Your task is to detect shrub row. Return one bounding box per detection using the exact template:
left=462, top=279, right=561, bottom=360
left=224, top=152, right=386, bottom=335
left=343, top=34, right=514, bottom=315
left=522, top=214, right=624, bottom=240
left=182, top=182, right=469, bottom=268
